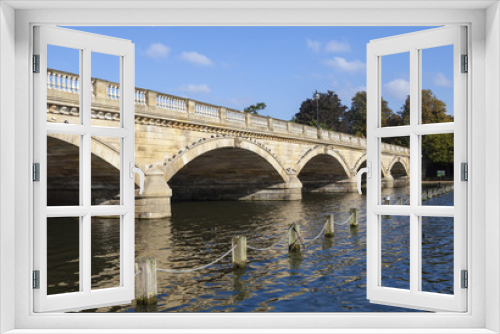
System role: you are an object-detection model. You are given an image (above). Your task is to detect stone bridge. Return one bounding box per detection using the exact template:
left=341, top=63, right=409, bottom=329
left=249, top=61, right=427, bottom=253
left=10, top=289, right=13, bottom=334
left=46, top=69, right=410, bottom=218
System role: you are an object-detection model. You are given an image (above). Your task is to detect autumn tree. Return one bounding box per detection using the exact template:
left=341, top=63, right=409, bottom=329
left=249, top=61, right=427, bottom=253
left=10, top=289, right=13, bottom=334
left=293, top=91, right=349, bottom=132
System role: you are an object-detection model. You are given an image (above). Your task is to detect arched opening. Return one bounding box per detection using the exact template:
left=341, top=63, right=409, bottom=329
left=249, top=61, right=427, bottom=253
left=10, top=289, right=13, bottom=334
left=168, top=147, right=288, bottom=201
left=390, top=161, right=408, bottom=188
left=297, top=154, right=350, bottom=192
left=47, top=136, right=121, bottom=206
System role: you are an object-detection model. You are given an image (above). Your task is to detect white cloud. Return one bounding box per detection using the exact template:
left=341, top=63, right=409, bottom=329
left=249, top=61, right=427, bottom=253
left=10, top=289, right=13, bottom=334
left=324, top=40, right=351, bottom=53
left=331, top=81, right=366, bottom=104
left=433, top=72, right=452, bottom=87
left=324, top=57, right=366, bottom=73
left=383, top=78, right=410, bottom=101
left=306, top=38, right=321, bottom=53
left=181, top=51, right=214, bottom=66
left=179, top=84, right=211, bottom=94
left=144, top=43, right=170, bottom=59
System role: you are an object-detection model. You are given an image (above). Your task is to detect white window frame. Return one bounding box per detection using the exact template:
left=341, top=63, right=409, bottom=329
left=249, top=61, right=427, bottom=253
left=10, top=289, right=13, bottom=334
left=0, top=2, right=498, bottom=333
left=33, top=26, right=136, bottom=313
left=366, top=26, right=467, bottom=312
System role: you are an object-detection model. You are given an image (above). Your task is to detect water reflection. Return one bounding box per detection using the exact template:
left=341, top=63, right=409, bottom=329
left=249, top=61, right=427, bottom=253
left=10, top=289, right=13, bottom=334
left=47, top=189, right=454, bottom=312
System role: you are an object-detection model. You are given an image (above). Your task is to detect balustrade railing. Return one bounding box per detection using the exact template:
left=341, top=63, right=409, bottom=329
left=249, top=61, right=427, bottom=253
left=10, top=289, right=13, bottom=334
left=47, top=70, right=80, bottom=94
left=156, top=94, right=187, bottom=113
left=273, top=120, right=287, bottom=131
left=251, top=115, right=268, bottom=127
left=226, top=109, right=245, bottom=123
left=290, top=123, right=303, bottom=133
left=305, top=127, right=318, bottom=137
left=46, top=68, right=409, bottom=154
left=135, top=90, right=146, bottom=105
left=195, top=103, right=219, bottom=118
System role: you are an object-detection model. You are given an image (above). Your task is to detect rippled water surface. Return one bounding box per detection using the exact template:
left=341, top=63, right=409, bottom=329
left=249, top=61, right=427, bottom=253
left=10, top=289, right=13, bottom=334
left=48, top=189, right=455, bottom=312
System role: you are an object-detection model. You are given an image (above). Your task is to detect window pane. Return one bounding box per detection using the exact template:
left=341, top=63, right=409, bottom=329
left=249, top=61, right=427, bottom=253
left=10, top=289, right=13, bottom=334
left=381, top=137, right=410, bottom=205
left=91, top=52, right=121, bottom=128
left=381, top=215, right=410, bottom=290
left=421, top=45, right=454, bottom=124
left=91, top=217, right=121, bottom=290
left=380, top=52, right=410, bottom=127
left=91, top=136, right=121, bottom=205
left=47, top=217, right=80, bottom=295
left=47, top=133, right=80, bottom=206
left=421, top=216, right=454, bottom=294
left=421, top=133, right=454, bottom=206
left=47, top=44, right=81, bottom=125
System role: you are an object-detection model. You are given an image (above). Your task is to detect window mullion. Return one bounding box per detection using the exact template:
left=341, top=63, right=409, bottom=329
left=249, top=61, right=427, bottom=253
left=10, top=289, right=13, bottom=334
left=409, top=47, right=420, bottom=294
left=81, top=48, right=92, bottom=294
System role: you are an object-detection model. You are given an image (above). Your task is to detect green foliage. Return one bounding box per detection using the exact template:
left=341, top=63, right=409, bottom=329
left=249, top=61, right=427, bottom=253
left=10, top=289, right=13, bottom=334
left=294, top=91, right=349, bottom=132
left=423, top=134, right=454, bottom=164
left=244, top=102, right=267, bottom=114
left=296, top=88, right=453, bottom=172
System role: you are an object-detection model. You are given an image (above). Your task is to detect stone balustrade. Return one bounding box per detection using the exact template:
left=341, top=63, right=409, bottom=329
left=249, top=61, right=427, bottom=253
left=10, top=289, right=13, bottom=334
left=46, top=68, right=409, bottom=155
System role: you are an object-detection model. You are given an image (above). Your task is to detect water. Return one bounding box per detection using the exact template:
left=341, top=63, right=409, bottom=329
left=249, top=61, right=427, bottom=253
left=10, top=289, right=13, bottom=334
left=47, top=189, right=455, bottom=312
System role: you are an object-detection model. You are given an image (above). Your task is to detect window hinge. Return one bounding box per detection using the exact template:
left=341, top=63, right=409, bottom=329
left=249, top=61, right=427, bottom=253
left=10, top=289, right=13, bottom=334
left=33, top=270, right=40, bottom=289
left=461, top=54, right=468, bottom=73
left=33, top=54, right=40, bottom=73
left=33, top=163, right=40, bottom=182
left=461, top=270, right=468, bottom=289
left=461, top=162, right=468, bottom=181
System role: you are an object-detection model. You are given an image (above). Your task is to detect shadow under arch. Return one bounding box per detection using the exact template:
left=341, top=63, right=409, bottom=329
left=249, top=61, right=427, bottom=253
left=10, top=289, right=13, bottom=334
left=47, top=133, right=124, bottom=206
left=164, top=137, right=297, bottom=201
left=294, top=147, right=352, bottom=192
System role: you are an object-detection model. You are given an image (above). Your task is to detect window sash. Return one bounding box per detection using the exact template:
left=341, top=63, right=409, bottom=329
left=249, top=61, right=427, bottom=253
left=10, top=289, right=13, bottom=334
left=32, top=25, right=136, bottom=313
left=366, top=26, right=467, bottom=312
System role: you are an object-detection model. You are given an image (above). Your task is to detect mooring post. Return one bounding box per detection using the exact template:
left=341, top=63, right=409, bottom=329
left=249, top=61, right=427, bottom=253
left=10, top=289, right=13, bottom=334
left=325, top=214, right=335, bottom=238
left=384, top=197, right=390, bottom=205
left=422, top=190, right=427, bottom=202
left=136, top=257, right=157, bottom=305
left=288, top=223, right=301, bottom=252
left=428, top=189, right=433, bottom=199
left=350, top=208, right=358, bottom=227
left=231, top=236, right=247, bottom=269
left=396, top=197, right=402, bottom=205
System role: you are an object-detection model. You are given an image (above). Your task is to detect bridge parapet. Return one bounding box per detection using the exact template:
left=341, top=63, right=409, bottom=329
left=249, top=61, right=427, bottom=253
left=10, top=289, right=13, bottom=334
left=46, top=68, right=409, bottom=156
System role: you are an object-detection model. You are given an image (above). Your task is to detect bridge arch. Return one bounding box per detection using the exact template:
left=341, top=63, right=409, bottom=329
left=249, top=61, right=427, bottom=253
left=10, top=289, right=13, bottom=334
left=47, top=133, right=123, bottom=205
left=162, top=137, right=300, bottom=201
left=294, top=146, right=354, bottom=192
left=294, top=146, right=351, bottom=177
left=163, top=137, right=288, bottom=183
left=387, top=156, right=409, bottom=177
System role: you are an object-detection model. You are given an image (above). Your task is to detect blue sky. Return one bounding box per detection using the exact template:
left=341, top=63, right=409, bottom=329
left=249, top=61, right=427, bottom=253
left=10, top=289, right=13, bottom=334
left=50, top=26, right=454, bottom=121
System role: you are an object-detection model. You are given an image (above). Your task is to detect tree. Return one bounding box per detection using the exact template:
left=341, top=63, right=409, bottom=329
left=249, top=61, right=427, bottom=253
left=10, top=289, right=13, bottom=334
left=345, top=91, right=367, bottom=137
left=244, top=102, right=266, bottom=114
left=294, top=90, right=348, bottom=132
left=345, top=91, right=396, bottom=138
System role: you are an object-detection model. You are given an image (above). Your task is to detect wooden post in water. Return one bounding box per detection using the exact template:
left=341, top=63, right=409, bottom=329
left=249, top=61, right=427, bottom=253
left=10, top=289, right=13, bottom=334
left=350, top=208, right=358, bottom=227
left=136, top=257, right=157, bottom=305
left=428, top=189, right=433, bottom=199
left=231, top=236, right=247, bottom=269
left=422, top=190, right=428, bottom=202
left=325, top=214, right=335, bottom=238
left=384, top=197, right=390, bottom=205
left=288, top=223, right=301, bottom=252
left=396, top=197, right=402, bottom=205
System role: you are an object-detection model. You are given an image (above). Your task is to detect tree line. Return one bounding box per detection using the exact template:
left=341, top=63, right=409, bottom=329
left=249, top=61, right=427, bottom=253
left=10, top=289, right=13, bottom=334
left=292, top=89, right=454, bottom=178
left=245, top=89, right=454, bottom=178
